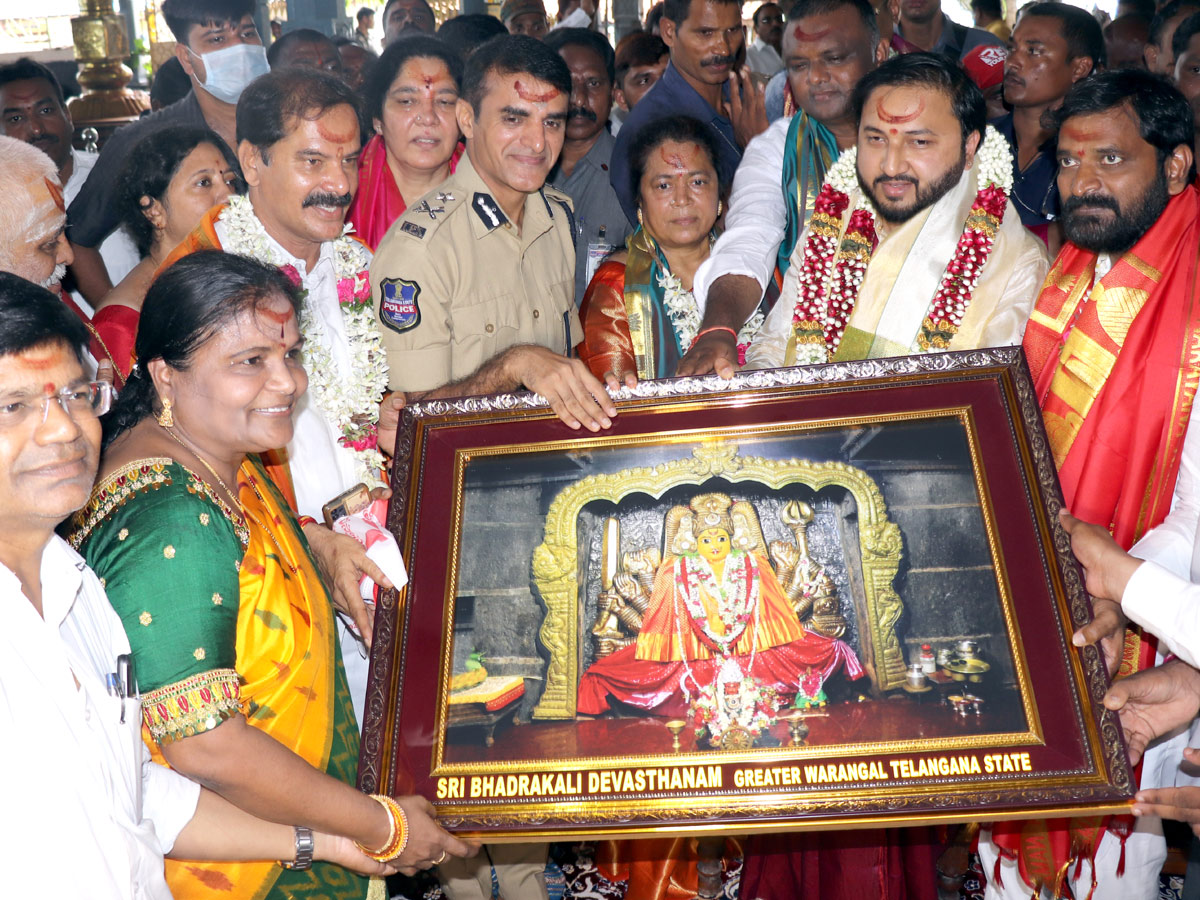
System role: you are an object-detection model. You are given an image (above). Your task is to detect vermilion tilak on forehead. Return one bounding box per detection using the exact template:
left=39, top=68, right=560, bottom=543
left=44, top=177, right=65, bottom=214
left=16, top=350, right=58, bottom=371
left=875, top=96, right=924, bottom=124
left=4, top=88, right=40, bottom=104
left=260, top=306, right=294, bottom=339
left=793, top=24, right=832, bottom=41
left=514, top=80, right=560, bottom=103
left=1063, top=127, right=1102, bottom=144
left=316, top=121, right=357, bottom=145
left=660, top=148, right=688, bottom=170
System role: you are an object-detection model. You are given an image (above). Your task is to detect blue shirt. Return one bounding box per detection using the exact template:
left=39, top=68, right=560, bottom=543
left=608, top=61, right=742, bottom=226
left=991, top=112, right=1060, bottom=229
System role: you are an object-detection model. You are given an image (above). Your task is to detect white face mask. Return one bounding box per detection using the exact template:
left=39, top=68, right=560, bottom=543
left=188, top=42, right=269, bottom=104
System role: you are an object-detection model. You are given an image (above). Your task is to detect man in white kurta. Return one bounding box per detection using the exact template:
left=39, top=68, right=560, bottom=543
left=161, top=68, right=394, bottom=725
left=746, top=54, right=1048, bottom=368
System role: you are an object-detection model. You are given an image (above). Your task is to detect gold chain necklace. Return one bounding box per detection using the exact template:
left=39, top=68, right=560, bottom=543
left=159, top=424, right=297, bottom=573
left=160, top=423, right=243, bottom=512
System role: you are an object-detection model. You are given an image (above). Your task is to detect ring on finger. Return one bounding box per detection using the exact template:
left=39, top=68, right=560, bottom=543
left=433, top=849, right=447, bottom=865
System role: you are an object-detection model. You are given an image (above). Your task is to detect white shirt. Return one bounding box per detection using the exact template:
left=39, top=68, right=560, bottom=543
left=213, top=213, right=366, bottom=520
left=1122, top=414, right=1200, bottom=667
left=66, top=148, right=141, bottom=305
left=745, top=37, right=784, bottom=78
left=0, top=535, right=200, bottom=899
left=693, top=115, right=792, bottom=319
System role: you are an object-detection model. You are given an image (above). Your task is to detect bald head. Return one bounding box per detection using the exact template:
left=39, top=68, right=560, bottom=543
left=0, top=136, right=72, bottom=287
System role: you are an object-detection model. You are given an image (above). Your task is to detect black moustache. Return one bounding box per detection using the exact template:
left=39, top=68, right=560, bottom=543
left=302, top=192, right=353, bottom=209
left=874, top=175, right=919, bottom=187
left=1062, top=195, right=1120, bottom=215
left=700, top=55, right=735, bottom=67
left=568, top=107, right=597, bottom=121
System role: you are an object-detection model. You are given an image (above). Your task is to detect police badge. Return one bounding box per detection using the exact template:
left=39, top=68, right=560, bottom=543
left=380, top=277, right=421, bottom=333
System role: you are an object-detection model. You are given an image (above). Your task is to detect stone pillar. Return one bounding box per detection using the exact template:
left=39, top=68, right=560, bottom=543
left=68, top=0, right=149, bottom=135
left=285, top=0, right=352, bottom=38
left=612, top=0, right=642, bottom=42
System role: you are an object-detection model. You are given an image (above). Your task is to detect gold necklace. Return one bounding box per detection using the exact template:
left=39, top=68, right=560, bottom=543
left=160, top=423, right=244, bottom=513
left=158, top=423, right=298, bottom=574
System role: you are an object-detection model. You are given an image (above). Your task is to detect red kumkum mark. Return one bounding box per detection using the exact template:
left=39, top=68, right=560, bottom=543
left=17, top=350, right=58, bottom=371
left=514, top=79, right=560, bottom=103
left=875, top=96, right=924, bottom=124
left=316, top=122, right=356, bottom=144
left=260, top=306, right=294, bottom=339
left=660, top=148, right=687, bottom=170
left=44, top=177, right=65, bottom=213
left=1063, top=126, right=1101, bottom=144
left=793, top=24, right=832, bottom=40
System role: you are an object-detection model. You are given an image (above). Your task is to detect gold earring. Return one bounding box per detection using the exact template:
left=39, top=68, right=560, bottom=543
left=156, top=398, right=174, bottom=428
left=717, top=200, right=724, bottom=218
left=637, top=207, right=644, bottom=227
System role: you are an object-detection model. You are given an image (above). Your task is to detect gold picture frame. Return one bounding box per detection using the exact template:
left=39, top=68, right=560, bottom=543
left=360, top=349, right=1132, bottom=839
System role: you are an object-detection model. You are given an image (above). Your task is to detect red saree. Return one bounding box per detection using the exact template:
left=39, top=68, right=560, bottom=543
left=993, top=185, right=1200, bottom=895
left=345, top=134, right=461, bottom=251
left=90, top=304, right=140, bottom=387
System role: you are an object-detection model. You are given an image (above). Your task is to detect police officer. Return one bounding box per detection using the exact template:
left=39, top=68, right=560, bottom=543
left=371, top=34, right=616, bottom=433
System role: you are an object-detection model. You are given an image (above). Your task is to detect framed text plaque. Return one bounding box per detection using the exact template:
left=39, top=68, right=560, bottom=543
left=359, top=348, right=1133, bottom=839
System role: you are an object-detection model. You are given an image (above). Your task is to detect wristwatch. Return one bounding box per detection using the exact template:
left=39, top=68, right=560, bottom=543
left=280, top=825, right=314, bottom=870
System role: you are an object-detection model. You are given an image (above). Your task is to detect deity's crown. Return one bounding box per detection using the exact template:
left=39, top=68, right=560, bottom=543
left=690, top=493, right=734, bottom=534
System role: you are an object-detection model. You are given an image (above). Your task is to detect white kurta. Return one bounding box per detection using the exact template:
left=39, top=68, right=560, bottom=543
left=693, top=115, right=792, bottom=318
left=0, top=536, right=201, bottom=900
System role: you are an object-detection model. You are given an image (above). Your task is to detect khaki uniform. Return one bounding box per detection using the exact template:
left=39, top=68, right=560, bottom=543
left=371, top=152, right=583, bottom=393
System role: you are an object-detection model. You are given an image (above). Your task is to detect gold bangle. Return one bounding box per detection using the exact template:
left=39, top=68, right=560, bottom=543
left=356, top=794, right=408, bottom=862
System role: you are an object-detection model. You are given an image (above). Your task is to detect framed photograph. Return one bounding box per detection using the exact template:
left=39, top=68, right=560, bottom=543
left=359, top=348, right=1133, bottom=839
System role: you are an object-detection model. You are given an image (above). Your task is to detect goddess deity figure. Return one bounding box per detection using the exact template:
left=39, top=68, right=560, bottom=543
left=577, top=493, right=863, bottom=718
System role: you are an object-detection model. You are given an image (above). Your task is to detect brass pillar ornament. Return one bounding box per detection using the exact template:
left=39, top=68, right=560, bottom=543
left=69, top=0, right=150, bottom=126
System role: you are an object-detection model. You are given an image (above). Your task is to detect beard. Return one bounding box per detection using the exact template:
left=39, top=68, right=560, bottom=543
left=858, top=148, right=968, bottom=226
left=1061, top=171, right=1170, bottom=255
left=41, top=263, right=66, bottom=289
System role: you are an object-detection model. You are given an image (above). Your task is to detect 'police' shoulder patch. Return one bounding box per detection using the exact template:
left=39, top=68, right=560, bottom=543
left=380, top=278, right=421, bottom=333
left=400, top=221, right=426, bottom=239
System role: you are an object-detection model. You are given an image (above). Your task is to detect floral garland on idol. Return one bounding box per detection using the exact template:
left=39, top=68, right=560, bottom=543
left=790, top=125, right=1015, bottom=365
left=671, top=551, right=781, bottom=746
left=220, top=195, right=389, bottom=488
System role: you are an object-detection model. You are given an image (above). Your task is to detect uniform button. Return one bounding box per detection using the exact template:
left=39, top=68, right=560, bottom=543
left=533, top=309, right=540, bottom=319
left=485, top=323, right=495, bottom=334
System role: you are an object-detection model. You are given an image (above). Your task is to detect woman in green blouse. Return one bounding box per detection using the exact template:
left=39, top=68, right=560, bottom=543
left=74, top=252, right=473, bottom=899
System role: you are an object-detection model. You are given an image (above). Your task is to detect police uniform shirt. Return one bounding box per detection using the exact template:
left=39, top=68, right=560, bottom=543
left=372, top=152, right=584, bottom=394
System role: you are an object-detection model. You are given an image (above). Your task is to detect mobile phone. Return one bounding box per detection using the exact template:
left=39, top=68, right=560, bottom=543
left=322, top=482, right=372, bottom=527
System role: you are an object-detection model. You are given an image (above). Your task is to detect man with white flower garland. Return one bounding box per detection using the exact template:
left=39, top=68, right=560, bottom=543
left=161, top=68, right=397, bottom=722
left=745, top=52, right=1048, bottom=369
left=679, top=0, right=891, bottom=378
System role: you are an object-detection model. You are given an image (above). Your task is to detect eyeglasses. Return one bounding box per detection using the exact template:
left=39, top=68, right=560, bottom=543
left=0, top=381, right=114, bottom=429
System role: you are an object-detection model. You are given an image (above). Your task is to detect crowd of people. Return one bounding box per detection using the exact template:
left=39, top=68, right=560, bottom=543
left=4, top=0, right=1200, bottom=897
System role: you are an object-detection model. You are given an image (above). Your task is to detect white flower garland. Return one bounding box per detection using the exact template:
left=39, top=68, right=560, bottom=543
left=791, top=126, right=1014, bottom=365
left=656, top=271, right=767, bottom=355
left=219, top=195, right=388, bottom=488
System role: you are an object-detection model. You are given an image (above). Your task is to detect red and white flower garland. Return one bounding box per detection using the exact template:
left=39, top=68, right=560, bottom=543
left=790, top=126, right=1014, bottom=365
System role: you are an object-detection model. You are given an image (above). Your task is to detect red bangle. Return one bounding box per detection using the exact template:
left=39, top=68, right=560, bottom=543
left=691, top=326, right=738, bottom=348
left=298, top=515, right=318, bottom=529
